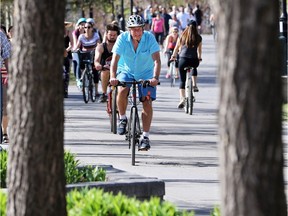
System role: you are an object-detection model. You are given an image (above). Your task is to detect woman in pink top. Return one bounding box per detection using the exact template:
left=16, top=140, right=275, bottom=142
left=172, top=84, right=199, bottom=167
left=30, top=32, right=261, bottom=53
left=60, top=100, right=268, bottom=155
left=151, top=11, right=166, bottom=49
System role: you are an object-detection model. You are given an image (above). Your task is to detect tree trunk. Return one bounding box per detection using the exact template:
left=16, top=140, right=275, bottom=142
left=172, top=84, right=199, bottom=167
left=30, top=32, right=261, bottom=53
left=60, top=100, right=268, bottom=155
left=216, top=0, right=287, bottom=215
left=7, top=0, right=67, bottom=215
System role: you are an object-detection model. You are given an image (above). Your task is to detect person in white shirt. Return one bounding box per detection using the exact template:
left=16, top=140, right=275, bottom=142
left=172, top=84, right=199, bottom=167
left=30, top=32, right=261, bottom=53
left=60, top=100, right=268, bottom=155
left=176, top=5, right=190, bottom=31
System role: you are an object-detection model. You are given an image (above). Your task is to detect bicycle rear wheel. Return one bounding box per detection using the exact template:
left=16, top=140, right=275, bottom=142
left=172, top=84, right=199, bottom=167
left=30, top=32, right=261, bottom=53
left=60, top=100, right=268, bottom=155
left=82, top=70, right=89, bottom=103
left=170, top=62, right=175, bottom=87
left=188, top=79, right=194, bottom=115
left=130, top=107, right=140, bottom=166
left=111, top=87, right=118, bottom=134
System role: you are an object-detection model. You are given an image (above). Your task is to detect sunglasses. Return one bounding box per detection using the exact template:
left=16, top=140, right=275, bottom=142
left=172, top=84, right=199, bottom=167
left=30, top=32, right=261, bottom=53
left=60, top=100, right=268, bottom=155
left=84, top=26, right=92, bottom=29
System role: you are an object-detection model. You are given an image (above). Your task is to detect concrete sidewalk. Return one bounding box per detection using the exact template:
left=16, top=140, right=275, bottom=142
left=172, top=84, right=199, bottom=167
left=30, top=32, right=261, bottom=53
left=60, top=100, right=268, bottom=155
left=63, top=34, right=287, bottom=216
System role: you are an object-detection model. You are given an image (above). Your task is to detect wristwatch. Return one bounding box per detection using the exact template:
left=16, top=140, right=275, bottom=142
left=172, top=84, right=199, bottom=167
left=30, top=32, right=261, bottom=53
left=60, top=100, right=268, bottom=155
left=153, top=76, right=159, bottom=80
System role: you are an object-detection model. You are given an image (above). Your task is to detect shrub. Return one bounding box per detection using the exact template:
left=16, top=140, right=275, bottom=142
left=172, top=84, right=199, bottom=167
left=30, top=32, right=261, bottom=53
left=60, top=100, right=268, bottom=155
left=0, top=190, right=7, bottom=215
left=210, top=205, right=220, bottom=216
left=66, top=188, right=194, bottom=216
left=0, top=150, right=8, bottom=188
left=0, top=189, right=194, bottom=216
left=64, top=151, right=106, bottom=184
left=0, top=150, right=106, bottom=188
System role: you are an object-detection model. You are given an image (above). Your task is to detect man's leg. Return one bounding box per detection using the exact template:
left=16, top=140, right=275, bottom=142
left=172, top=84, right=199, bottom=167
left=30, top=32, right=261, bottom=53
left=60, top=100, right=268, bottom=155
left=139, top=98, right=153, bottom=151
left=98, top=70, right=110, bottom=103
left=141, top=99, right=153, bottom=133
left=117, top=86, right=129, bottom=135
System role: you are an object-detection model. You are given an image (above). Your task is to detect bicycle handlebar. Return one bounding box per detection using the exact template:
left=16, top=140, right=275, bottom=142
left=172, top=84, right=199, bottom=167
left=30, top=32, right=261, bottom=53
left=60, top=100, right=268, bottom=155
left=109, top=79, right=160, bottom=87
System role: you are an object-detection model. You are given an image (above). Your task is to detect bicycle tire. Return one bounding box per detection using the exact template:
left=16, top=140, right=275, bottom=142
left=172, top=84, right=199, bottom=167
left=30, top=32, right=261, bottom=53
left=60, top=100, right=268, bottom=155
left=188, top=78, right=194, bottom=115
left=170, top=61, right=175, bottom=87
left=82, top=70, right=89, bottom=103
left=90, top=74, right=96, bottom=102
left=131, top=107, right=137, bottom=166
left=111, top=87, right=118, bottom=134
left=127, top=110, right=133, bottom=148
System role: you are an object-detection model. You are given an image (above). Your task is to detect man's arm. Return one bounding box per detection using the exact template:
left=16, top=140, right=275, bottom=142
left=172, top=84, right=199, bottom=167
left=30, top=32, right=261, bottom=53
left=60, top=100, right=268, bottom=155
left=171, top=38, right=181, bottom=59
left=150, top=51, right=161, bottom=86
left=94, top=43, right=104, bottom=70
left=109, top=53, right=120, bottom=86
left=3, top=59, right=9, bottom=72
left=0, top=31, right=11, bottom=71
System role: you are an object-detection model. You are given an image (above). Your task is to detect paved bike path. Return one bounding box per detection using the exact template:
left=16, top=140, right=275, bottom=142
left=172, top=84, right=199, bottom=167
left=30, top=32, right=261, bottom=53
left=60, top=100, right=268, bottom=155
left=63, top=34, right=288, bottom=215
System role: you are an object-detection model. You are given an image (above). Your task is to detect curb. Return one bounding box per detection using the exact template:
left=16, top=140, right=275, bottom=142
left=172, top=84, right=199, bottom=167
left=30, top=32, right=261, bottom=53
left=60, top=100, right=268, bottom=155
left=66, top=165, right=165, bottom=200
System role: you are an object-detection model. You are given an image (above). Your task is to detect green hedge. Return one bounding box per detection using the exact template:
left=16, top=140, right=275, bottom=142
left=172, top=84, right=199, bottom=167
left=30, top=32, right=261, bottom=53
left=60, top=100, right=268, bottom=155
left=210, top=206, right=220, bottom=216
left=0, top=188, right=194, bottom=216
left=0, top=150, right=7, bottom=188
left=0, top=150, right=106, bottom=188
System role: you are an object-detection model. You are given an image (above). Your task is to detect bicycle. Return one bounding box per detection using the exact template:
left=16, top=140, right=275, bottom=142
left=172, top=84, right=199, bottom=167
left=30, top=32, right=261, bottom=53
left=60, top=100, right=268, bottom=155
left=116, top=80, right=157, bottom=166
left=183, top=66, right=196, bottom=115
left=78, top=50, right=96, bottom=103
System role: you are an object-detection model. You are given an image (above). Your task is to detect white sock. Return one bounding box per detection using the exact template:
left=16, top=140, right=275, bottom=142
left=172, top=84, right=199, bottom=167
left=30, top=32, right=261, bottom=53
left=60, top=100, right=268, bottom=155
left=120, top=115, right=126, bottom=120
left=142, top=131, right=149, bottom=138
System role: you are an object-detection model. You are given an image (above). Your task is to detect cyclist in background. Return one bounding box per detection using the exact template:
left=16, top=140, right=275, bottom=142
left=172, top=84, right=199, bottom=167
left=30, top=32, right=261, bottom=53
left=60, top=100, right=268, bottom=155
left=72, top=18, right=86, bottom=88
left=94, top=23, right=120, bottom=103
left=164, top=26, right=179, bottom=79
left=64, top=22, right=73, bottom=98
left=74, top=18, right=101, bottom=96
left=0, top=30, right=11, bottom=143
left=109, top=15, right=161, bottom=151
left=170, top=20, right=202, bottom=109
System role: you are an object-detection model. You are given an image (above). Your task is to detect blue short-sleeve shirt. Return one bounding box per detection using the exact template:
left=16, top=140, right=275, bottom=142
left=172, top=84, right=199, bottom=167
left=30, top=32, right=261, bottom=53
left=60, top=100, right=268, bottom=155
left=112, top=31, right=160, bottom=81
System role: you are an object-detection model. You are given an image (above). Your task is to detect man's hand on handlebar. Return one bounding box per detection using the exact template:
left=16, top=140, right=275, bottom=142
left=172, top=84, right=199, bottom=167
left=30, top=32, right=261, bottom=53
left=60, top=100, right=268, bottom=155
left=149, top=77, right=159, bottom=87
left=109, top=77, right=118, bottom=86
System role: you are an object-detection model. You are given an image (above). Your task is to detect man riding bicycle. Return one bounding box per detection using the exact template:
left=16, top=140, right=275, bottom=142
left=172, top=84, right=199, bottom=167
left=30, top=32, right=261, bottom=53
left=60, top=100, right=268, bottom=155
left=94, top=23, right=120, bottom=103
left=109, top=15, right=161, bottom=151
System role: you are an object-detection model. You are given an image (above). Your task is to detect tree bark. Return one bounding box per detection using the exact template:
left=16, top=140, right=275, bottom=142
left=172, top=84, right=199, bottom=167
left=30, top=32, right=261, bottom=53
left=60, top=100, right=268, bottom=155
left=7, top=0, right=67, bottom=215
left=216, top=0, right=287, bottom=215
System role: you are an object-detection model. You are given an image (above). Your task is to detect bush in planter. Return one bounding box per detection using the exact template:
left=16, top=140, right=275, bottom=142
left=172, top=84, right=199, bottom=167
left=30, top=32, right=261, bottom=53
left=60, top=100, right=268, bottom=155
left=0, top=189, right=194, bottom=216
left=0, top=150, right=106, bottom=188
left=65, top=151, right=106, bottom=184
left=67, top=188, right=194, bottom=216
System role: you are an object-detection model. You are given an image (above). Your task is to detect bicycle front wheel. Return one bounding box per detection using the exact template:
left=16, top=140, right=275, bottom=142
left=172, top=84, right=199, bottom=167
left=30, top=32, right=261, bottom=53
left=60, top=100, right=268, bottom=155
left=82, top=70, right=89, bottom=103
left=131, top=107, right=140, bottom=166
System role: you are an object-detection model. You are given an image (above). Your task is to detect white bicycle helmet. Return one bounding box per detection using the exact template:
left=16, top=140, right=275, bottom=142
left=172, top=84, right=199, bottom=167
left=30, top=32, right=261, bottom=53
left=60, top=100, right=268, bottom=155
left=86, top=18, right=95, bottom=25
left=126, top=15, right=145, bottom=28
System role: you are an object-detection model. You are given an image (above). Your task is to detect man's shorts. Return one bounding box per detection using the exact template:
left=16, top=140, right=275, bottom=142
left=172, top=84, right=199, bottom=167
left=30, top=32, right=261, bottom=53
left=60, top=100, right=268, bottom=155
left=117, top=72, right=157, bottom=101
